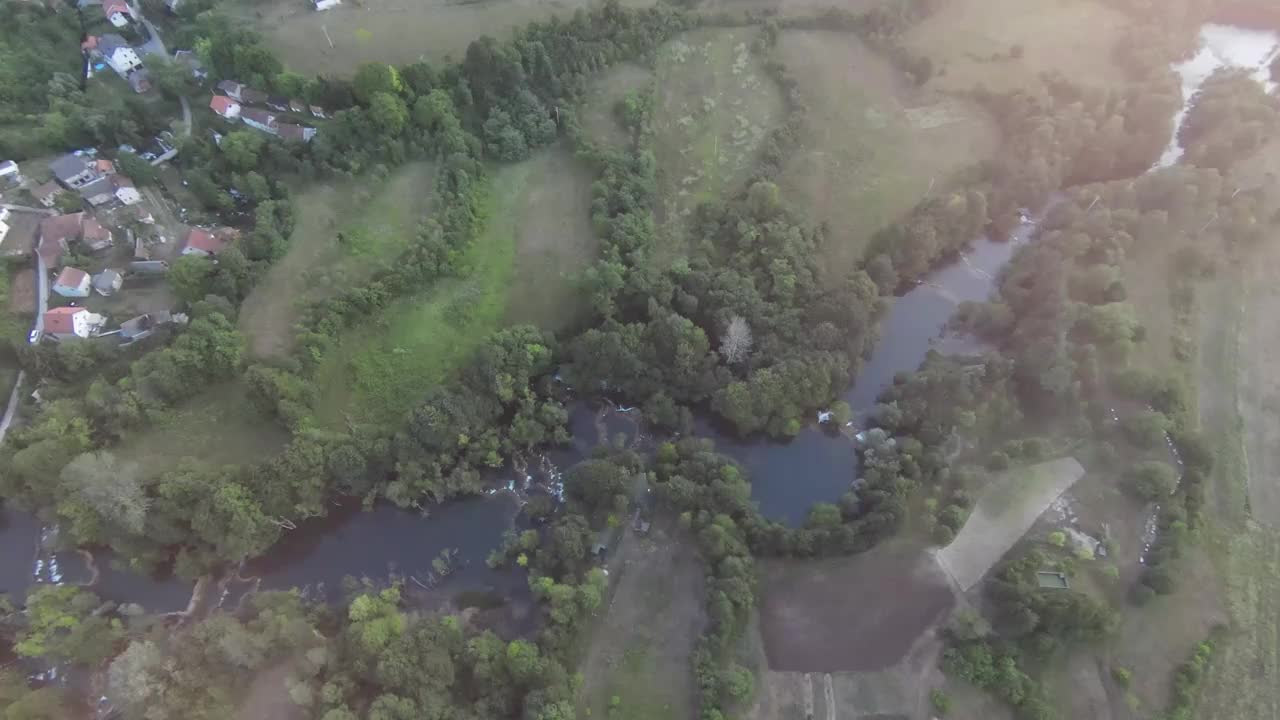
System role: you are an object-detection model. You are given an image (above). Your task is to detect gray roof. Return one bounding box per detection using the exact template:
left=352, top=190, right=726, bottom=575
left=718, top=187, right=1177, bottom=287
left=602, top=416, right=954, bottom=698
left=79, top=176, right=114, bottom=201
left=93, top=269, right=123, bottom=290
left=0, top=160, right=17, bottom=173
left=98, top=33, right=129, bottom=54
left=49, top=154, right=90, bottom=182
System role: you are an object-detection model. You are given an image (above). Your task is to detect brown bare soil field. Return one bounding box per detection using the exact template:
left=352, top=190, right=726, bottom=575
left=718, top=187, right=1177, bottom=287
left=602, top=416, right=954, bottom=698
left=7, top=268, right=34, bottom=314
left=758, top=539, right=954, bottom=673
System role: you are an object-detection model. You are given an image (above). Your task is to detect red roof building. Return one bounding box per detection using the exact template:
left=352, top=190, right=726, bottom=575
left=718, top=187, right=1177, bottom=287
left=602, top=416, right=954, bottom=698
left=182, top=227, right=226, bottom=256
left=209, top=95, right=241, bottom=119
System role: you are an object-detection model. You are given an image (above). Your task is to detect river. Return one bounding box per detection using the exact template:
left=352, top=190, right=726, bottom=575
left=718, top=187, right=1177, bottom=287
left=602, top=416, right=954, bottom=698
left=0, top=21, right=1275, bottom=613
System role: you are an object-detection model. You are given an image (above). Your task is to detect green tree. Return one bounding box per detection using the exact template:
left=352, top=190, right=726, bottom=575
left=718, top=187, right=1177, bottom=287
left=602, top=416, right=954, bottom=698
left=15, top=586, right=124, bottom=665
left=220, top=130, right=265, bottom=172
left=368, top=93, right=408, bottom=135
left=1124, top=461, right=1177, bottom=501
left=115, top=151, right=156, bottom=185
left=168, top=254, right=215, bottom=304
left=57, top=451, right=149, bottom=539
left=353, top=63, right=402, bottom=104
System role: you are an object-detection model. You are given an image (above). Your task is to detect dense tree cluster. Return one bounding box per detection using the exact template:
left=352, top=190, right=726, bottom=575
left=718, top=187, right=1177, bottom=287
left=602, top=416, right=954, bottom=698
left=1179, top=68, right=1280, bottom=171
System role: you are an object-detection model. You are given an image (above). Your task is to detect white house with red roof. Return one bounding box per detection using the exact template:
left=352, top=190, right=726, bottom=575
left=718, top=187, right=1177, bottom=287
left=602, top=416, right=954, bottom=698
left=53, top=267, right=92, bottom=298
left=181, top=227, right=227, bottom=257
left=103, top=0, right=133, bottom=26
left=44, top=307, right=105, bottom=340
left=210, top=95, right=241, bottom=119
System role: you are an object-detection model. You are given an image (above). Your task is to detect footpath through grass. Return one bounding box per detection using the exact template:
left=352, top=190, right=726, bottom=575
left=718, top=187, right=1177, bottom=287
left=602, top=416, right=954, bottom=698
left=312, top=161, right=529, bottom=430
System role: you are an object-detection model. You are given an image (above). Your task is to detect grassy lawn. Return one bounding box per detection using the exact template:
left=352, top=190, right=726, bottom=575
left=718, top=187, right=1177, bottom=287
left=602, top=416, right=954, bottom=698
left=651, top=28, right=785, bottom=241
left=113, top=380, right=290, bottom=480
left=578, top=63, right=653, bottom=151
left=239, top=161, right=437, bottom=359
left=231, top=0, right=655, bottom=77
left=311, top=160, right=529, bottom=430
left=578, top=520, right=703, bottom=720
left=902, top=0, right=1135, bottom=94
left=773, top=30, right=998, bottom=280
left=502, top=145, right=598, bottom=331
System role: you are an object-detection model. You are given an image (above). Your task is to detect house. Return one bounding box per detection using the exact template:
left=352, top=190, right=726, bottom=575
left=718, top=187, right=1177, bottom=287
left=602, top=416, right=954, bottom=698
left=79, top=176, right=116, bottom=207
left=94, top=159, right=116, bottom=175
left=52, top=267, right=92, bottom=297
left=289, top=99, right=306, bottom=114
left=82, top=217, right=113, bottom=252
left=96, top=34, right=143, bottom=76
left=128, top=259, right=169, bottom=274
left=0, top=160, right=21, bottom=187
left=111, top=175, right=141, bottom=205
left=182, top=227, right=227, bottom=256
left=210, top=95, right=241, bottom=119
left=37, top=213, right=85, bottom=266
left=120, top=311, right=180, bottom=341
left=172, top=50, right=208, bottom=80
left=49, top=154, right=98, bottom=189
left=44, top=307, right=105, bottom=340
left=216, top=80, right=244, bottom=99
left=314, top=0, right=340, bottom=10
left=240, top=107, right=278, bottom=135
left=309, top=105, right=327, bottom=119
left=239, top=87, right=268, bottom=105
left=128, top=68, right=152, bottom=94
left=277, top=123, right=317, bottom=143
left=265, top=96, right=290, bottom=112
left=31, top=182, right=64, bottom=208
left=92, top=269, right=124, bottom=296
left=103, top=0, right=132, bottom=27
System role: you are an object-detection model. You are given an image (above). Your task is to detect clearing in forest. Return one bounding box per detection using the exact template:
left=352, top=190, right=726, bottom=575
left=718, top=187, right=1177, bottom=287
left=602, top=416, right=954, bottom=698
left=239, top=161, right=437, bottom=360
left=579, top=63, right=653, bottom=150
left=935, top=457, right=1085, bottom=591
left=503, top=145, right=599, bottom=331
left=113, top=381, right=291, bottom=480
left=578, top=518, right=704, bottom=720
left=902, top=0, right=1135, bottom=94
left=310, top=153, right=546, bottom=430
left=234, top=0, right=655, bottom=77
left=651, top=28, right=785, bottom=238
left=773, top=30, right=998, bottom=279
left=757, top=539, right=954, bottom=673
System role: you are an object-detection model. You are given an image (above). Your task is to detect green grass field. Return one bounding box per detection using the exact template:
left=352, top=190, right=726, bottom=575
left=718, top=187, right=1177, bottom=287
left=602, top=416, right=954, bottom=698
left=902, top=0, right=1134, bottom=95
left=773, top=30, right=998, bottom=280
left=239, top=161, right=436, bottom=359
left=113, top=381, right=291, bottom=480
left=233, top=0, right=655, bottom=77
left=311, top=160, right=528, bottom=430
left=502, top=146, right=598, bottom=331
left=651, top=28, right=785, bottom=236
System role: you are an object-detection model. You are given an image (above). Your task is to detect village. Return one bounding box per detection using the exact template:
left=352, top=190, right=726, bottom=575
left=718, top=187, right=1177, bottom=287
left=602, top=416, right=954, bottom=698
left=0, top=0, right=325, bottom=347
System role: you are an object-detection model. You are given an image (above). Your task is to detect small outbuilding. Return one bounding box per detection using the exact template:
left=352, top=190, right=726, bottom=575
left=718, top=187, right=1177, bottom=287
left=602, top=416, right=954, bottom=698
left=93, top=269, right=124, bottom=296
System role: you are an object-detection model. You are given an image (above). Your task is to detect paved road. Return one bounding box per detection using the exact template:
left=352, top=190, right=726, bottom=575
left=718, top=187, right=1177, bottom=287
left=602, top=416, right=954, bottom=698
left=1, top=204, right=55, bottom=216
left=131, top=2, right=192, bottom=138
left=0, top=370, right=26, bottom=446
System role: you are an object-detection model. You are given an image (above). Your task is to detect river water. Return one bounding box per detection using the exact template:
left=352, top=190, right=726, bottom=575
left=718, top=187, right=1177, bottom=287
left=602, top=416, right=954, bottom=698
left=1, top=22, right=1276, bottom=611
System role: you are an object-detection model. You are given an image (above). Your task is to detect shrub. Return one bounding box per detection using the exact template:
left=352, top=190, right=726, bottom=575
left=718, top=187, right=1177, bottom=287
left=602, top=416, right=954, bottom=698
left=930, top=688, right=952, bottom=716
left=1111, top=666, right=1131, bottom=688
